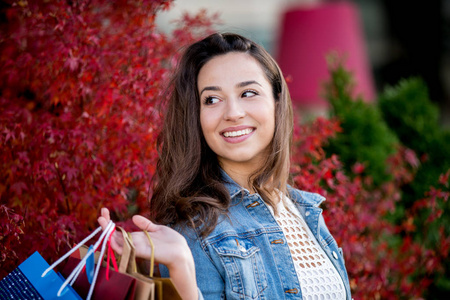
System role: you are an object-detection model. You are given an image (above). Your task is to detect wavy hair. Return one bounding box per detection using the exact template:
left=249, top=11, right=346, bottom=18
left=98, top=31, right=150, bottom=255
left=150, top=33, right=293, bottom=236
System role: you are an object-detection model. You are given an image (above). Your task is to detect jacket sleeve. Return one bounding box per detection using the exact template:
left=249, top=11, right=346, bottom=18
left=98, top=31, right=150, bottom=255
left=159, top=228, right=225, bottom=300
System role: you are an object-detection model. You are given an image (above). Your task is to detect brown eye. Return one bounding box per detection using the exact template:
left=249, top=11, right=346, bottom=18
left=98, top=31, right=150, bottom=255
left=242, top=90, right=257, bottom=98
left=204, top=96, right=220, bottom=105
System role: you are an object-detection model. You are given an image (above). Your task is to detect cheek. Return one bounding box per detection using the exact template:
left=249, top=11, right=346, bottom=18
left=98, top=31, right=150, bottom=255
left=256, top=103, right=275, bottom=129
left=270, top=102, right=276, bottom=129
left=200, top=113, right=220, bottom=154
left=199, top=116, right=207, bottom=141
left=262, top=105, right=276, bottom=141
left=199, top=111, right=215, bottom=140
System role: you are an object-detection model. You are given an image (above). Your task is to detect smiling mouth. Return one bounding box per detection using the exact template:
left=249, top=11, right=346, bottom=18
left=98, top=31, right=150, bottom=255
left=222, top=128, right=254, bottom=138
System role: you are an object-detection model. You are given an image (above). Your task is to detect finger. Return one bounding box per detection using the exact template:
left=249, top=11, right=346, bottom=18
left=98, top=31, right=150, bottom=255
left=109, top=233, right=124, bottom=255
left=97, top=217, right=108, bottom=230
left=132, top=215, right=159, bottom=232
left=101, top=207, right=111, bottom=221
left=97, top=207, right=111, bottom=230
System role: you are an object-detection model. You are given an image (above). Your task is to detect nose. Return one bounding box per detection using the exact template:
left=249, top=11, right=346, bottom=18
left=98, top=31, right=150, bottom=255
left=224, top=98, right=245, bottom=121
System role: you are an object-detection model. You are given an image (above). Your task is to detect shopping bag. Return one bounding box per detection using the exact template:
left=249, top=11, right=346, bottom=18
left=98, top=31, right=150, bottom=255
left=126, top=230, right=181, bottom=300
left=116, top=227, right=155, bottom=300
left=57, top=220, right=138, bottom=300
left=0, top=251, right=81, bottom=300
left=61, top=257, right=136, bottom=300
left=67, top=227, right=154, bottom=300
left=0, top=221, right=117, bottom=300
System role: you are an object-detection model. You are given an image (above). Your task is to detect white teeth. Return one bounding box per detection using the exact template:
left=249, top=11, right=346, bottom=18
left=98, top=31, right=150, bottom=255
left=223, top=128, right=253, bottom=137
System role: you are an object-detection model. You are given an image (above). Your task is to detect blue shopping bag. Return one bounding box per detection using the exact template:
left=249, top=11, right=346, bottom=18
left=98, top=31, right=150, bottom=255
left=0, top=251, right=82, bottom=300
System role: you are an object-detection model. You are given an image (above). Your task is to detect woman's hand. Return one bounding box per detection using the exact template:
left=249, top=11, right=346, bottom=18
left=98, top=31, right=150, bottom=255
left=98, top=208, right=189, bottom=266
left=97, top=208, right=198, bottom=300
left=97, top=208, right=126, bottom=254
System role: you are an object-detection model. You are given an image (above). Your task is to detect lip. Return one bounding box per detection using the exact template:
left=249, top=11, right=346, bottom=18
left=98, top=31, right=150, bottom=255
left=220, top=126, right=255, bottom=144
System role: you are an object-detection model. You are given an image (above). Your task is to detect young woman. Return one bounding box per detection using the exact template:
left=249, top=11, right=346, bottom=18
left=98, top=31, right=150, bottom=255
left=99, top=32, right=351, bottom=300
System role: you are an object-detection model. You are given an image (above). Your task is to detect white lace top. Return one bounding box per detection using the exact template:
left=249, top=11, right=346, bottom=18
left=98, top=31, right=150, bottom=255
left=267, top=196, right=346, bottom=300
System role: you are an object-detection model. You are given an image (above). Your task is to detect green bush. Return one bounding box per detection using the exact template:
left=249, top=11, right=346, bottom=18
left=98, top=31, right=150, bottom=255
left=379, top=77, right=450, bottom=202
left=323, top=57, right=398, bottom=187
left=378, top=77, right=450, bottom=297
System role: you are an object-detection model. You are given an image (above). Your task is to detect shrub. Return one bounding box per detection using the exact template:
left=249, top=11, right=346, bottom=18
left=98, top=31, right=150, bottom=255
left=0, top=0, right=215, bottom=277
left=378, top=77, right=450, bottom=296
left=312, top=59, right=450, bottom=298
left=323, top=56, right=399, bottom=187
left=378, top=77, right=450, bottom=204
left=291, top=114, right=449, bottom=299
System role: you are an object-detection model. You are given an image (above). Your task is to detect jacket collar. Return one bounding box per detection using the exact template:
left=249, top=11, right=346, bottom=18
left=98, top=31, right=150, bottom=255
left=220, top=169, right=325, bottom=207
left=288, top=186, right=325, bottom=207
left=220, top=169, right=246, bottom=199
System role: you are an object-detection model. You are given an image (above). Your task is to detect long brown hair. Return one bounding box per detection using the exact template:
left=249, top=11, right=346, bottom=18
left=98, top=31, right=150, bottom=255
left=150, top=32, right=293, bottom=236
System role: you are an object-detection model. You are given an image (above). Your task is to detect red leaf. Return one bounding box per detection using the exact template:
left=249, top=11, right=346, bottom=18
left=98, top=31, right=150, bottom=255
left=439, top=170, right=450, bottom=187
left=10, top=182, right=28, bottom=196
left=65, top=57, right=80, bottom=71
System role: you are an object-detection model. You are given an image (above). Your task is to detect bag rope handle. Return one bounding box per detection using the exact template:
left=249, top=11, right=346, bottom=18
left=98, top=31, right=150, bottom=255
left=106, top=227, right=119, bottom=280
left=41, top=223, right=105, bottom=278
left=127, top=230, right=155, bottom=277
left=143, top=230, right=155, bottom=278
left=86, top=221, right=116, bottom=300
left=54, top=221, right=116, bottom=299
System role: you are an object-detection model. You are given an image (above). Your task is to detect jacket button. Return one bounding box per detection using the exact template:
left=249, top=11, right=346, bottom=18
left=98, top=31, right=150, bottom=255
left=285, top=288, right=298, bottom=294
left=305, top=211, right=310, bottom=216
left=332, top=251, right=338, bottom=259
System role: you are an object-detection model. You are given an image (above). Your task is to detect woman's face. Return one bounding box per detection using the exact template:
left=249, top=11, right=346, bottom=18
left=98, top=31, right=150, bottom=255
left=198, top=52, right=275, bottom=174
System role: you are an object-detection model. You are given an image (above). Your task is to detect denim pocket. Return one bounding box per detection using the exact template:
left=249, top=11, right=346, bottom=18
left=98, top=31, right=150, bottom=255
left=213, top=236, right=268, bottom=299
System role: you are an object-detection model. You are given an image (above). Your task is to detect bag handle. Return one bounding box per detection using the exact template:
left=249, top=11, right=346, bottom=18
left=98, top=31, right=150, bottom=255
left=42, top=220, right=116, bottom=299
left=105, top=227, right=119, bottom=279
left=115, top=226, right=134, bottom=274
left=41, top=223, right=105, bottom=278
left=143, top=230, right=155, bottom=278
left=85, top=221, right=116, bottom=299
left=125, top=230, right=155, bottom=277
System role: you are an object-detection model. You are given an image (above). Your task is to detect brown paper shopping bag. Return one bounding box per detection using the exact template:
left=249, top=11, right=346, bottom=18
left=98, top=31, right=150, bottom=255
left=116, top=226, right=155, bottom=300
left=121, top=228, right=182, bottom=300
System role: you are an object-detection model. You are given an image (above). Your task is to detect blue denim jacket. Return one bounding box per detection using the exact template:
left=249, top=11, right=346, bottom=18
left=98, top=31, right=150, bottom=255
left=161, top=172, right=351, bottom=299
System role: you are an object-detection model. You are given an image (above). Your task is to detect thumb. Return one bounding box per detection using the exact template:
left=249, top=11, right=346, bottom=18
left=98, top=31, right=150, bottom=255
left=132, top=215, right=159, bottom=232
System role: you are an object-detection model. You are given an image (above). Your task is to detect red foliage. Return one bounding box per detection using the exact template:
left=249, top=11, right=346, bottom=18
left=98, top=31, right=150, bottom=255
left=0, top=0, right=215, bottom=277
left=1, top=1, right=449, bottom=299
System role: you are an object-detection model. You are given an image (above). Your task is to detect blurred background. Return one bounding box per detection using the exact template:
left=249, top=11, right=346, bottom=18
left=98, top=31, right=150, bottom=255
left=156, top=0, right=450, bottom=126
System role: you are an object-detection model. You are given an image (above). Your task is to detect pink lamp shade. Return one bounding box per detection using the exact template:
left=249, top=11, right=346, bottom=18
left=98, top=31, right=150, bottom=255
left=277, top=1, right=375, bottom=109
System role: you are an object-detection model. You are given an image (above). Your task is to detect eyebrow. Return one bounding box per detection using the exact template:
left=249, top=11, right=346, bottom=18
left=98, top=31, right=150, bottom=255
left=199, top=86, right=221, bottom=96
left=199, top=80, right=262, bottom=96
left=237, top=80, right=261, bottom=88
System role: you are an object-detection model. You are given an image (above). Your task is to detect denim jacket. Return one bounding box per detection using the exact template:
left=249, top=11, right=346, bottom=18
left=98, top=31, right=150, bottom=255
left=161, top=172, right=351, bottom=299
